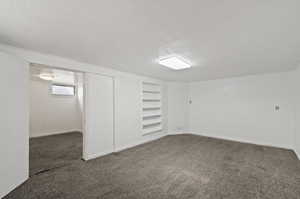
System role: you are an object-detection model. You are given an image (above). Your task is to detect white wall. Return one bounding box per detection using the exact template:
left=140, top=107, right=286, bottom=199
left=0, top=45, right=170, bottom=196
left=0, top=45, right=169, bottom=153
left=3, top=44, right=298, bottom=158
left=167, top=82, right=189, bottom=134
left=30, top=79, right=82, bottom=137
left=114, top=76, right=167, bottom=151
left=77, top=73, right=84, bottom=116
left=0, top=52, right=29, bottom=198
left=83, top=74, right=114, bottom=160
left=188, top=72, right=295, bottom=149
left=293, top=67, right=300, bottom=158
left=83, top=74, right=168, bottom=157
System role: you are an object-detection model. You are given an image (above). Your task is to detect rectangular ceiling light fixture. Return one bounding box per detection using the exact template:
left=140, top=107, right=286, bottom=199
left=158, top=56, right=191, bottom=70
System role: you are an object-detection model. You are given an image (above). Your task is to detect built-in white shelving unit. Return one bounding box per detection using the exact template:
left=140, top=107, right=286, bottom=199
left=142, top=82, right=162, bottom=135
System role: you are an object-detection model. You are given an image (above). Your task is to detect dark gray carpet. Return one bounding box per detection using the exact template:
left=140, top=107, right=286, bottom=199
left=4, top=134, right=300, bottom=199
left=29, top=132, right=82, bottom=176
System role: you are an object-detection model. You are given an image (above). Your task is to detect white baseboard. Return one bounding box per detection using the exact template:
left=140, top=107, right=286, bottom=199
left=82, top=150, right=113, bottom=161
left=115, top=141, right=145, bottom=153
left=175, top=131, right=292, bottom=150
left=30, top=129, right=82, bottom=138
left=167, top=131, right=187, bottom=135
left=115, top=133, right=166, bottom=152
left=294, top=149, right=300, bottom=160
left=1, top=172, right=28, bottom=199
left=83, top=134, right=300, bottom=161
left=83, top=133, right=166, bottom=161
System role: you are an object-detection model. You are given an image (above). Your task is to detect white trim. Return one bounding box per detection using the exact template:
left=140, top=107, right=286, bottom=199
left=167, top=131, right=187, bottom=135
left=112, top=77, right=116, bottom=152
left=82, top=150, right=113, bottom=161
left=1, top=176, right=27, bottom=199
left=174, top=132, right=292, bottom=150
left=29, top=129, right=82, bottom=138
left=115, top=134, right=166, bottom=152
left=192, top=132, right=292, bottom=149
left=294, top=149, right=300, bottom=160
left=83, top=133, right=166, bottom=160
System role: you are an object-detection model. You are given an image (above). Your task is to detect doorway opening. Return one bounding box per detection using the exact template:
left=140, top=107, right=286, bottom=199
left=29, top=63, right=85, bottom=176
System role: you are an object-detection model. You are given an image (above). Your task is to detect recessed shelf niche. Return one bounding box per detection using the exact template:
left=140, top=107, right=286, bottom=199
left=142, top=82, right=162, bottom=135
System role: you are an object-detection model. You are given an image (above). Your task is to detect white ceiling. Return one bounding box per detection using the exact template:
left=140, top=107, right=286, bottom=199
left=1, top=0, right=300, bottom=81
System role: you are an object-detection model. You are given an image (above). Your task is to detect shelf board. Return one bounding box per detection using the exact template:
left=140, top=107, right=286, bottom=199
left=142, top=82, right=160, bottom=86
left=143, top=99, right=160, bottom=102
left=143, top=94, right=160, bottom=100
left=143, top=125, right=162, bottom=135
left=143, top=118, right=162, bottom=126
left=142, top=112, right=161, bottom=118
left=142, top=115, right=161, bottom=120
left=143, top=106, right=161, bottom=110
left=142, top=90, right=160, bottom=94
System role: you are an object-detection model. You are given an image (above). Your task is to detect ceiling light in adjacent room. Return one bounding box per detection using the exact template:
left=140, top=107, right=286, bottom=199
left=39, top=73, right=54, bottom=81
left=158, top=56, right=191, bottom=70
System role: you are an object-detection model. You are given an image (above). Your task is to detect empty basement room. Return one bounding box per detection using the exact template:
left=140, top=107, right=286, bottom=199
left=0, top=1, right=300, bottom=199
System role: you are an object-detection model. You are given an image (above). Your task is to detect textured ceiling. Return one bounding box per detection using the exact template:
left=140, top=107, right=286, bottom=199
left=1, top=0, right=300, bottom=81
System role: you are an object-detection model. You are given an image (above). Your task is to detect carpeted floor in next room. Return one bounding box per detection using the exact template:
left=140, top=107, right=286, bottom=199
left=29, top=132, right=82, bottom=176
left=5, top=134, right=300, bottom=199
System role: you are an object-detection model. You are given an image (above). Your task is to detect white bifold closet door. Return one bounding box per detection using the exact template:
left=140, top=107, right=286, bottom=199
left=83, top=73, right=114, bottom=160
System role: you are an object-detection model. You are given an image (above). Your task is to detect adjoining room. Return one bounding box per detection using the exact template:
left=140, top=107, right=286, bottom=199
left=29, top=64, right=84, bottom=176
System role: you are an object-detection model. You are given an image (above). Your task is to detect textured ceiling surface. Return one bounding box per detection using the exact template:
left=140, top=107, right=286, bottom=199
left=1, top=0, right=300, bottom=81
